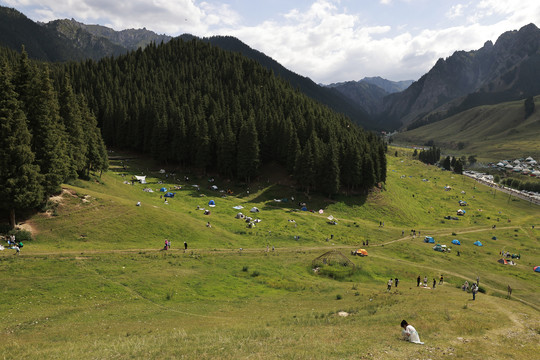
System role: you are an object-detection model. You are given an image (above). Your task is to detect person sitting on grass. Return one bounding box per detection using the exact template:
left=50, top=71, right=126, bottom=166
left=401, top=320, right=424, bottom=344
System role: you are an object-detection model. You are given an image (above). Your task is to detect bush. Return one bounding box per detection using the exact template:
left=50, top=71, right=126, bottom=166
left=336, top=294, right=342, bottom=300
left=242, top=266, right=249, bottom=272
left=8, top=229, right=33, bottom=242
left=250, top=271, right=260, bottom=277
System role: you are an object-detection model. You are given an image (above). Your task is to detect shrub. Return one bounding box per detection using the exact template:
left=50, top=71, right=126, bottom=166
left=336, top=294, right=342, bottom=300
left=8, top=229, right=33, bottom=242
left=242, top=266, right=249, bottom=272
left=251, top=271, right=260, bottom=277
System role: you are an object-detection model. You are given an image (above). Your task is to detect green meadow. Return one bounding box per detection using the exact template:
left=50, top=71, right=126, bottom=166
left=1, top=148, right=539, bottom=359
left=393, top=95, right=540, bottom=162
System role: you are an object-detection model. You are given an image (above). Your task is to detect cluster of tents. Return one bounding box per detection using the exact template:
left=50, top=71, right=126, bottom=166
left=424, top=236, right=483, bottom=249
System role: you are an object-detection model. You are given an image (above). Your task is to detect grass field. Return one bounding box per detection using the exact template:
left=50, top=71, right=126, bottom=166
left=1, top=148, right=539, bottom=359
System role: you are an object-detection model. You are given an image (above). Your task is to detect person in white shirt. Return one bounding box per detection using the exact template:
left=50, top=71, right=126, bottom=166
left=401, top=320, right=424, bottom=344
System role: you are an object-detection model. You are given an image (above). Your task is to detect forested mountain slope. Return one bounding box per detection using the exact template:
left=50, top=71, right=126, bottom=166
left=58, top=37, right=386, bottom=193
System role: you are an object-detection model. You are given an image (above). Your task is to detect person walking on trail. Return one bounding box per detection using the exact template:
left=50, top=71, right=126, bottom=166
left=417, top=276, right=421, bottom=287
left=507, top=285, right=512, bottom=298
left=394, top=278, right=399, bottom=288
left=387, top=279, right=393, bottom=291
left=439, top=275, right=444, bottom=285
left=476, top=275, right=480, bottom=287
left=423, top=276, right=427, bottom=287
left=432, top=278, right=436, bottom=289
left=184, top=241, right=188, bottom=250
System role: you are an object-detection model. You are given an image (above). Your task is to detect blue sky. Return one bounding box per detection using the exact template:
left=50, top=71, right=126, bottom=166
left=2, top=0, right=539, bottom=83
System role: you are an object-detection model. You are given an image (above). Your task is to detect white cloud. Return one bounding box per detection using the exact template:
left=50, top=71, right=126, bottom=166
left=3, top=0, right=240, bottom=35
left=2, top=0, right=540, bottom=83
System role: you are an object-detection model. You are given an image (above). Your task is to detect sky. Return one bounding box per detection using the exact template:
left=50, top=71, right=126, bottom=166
left=2, top=0, right=540, bottom=84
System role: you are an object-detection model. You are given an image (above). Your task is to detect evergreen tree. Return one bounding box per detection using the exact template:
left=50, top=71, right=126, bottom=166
left=442, top=156, right=451, bottom=170
left=454, top=159, right=463, bottom=174
left=0, top=62, right=43, bottom=227
left=59, top=77, right=87, bottom=178
left=26, top=67, right=70, bottom=194
left=361, top=154, right=376, bottom=192
left=236, top=112, right=260, bottom=182
left=320, top=143, right=340, bottom=196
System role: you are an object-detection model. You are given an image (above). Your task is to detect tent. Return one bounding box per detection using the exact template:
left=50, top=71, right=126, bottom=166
left=134, top=175, right=147, bottom=184
left=457, top=209, right=466, bottom=215
left=235, top=212, right=244, bottom=219
left=451, top=239, right=461, bottom=245
left=208, top=200, right=216, bottom=207
left=250, top=207, right=260, bottom=213
left=498, top=258, right=509, bottom=265
left=458, top=200, right=467, bottom=206
left=301, top=206, right=308, bottom=211
left=433, top=244, right=444, bottom=252
left=232, top=205, right=243, bottom=210
left=319, top=209, right=324, bottom=214
left=354, top=249, right=368, bottom=256
left=534, top=266, right=540, bottom=272
left=159, top=169, right=166, bottom=174
left=473, top=241, right=483, bottom=246
left=424, top=236, right=435, bottom=243
left=210, top=185, right=218, bottom=190
left=492, top=236, right=497, bottom=240
left=164, top=192, right=175, bottom=198
left=160, top=187, right=167, bottom=192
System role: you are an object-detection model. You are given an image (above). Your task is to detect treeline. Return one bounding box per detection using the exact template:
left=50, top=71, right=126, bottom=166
left=57, top=37, right=386, bottom=194
left=417, top=146, right=441, bottom=165
left=501, top=178, right=540, bottom=193
left=0, top=48, right=108, bottom=227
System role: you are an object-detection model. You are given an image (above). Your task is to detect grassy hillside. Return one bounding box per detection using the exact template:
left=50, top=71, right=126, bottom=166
left=393, top=96, right=540, bottom=161
left=1, top=149, right=538, bottom=359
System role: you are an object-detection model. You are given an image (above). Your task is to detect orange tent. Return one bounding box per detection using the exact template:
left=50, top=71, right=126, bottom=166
left=357, top=249, right=368, bottom=256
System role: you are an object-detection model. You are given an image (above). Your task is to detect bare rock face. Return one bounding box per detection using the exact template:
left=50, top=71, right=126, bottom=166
left=380, top=23, right=540, bottom=129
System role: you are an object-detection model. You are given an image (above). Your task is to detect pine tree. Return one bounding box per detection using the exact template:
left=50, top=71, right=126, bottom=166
left=59, top=77, right=87, bottom=178
left=236, top=112, right=260, bottom=182
left=442, top=156, right=451, bottom=170
left=0, top=62, right=43, bottom=227
left=320, top=143, right=340, bottom=197
left=26, top=67, right=70, bottom=194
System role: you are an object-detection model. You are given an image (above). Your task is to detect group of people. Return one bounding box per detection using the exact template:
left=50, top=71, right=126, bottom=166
left=387, top=278, right=399, bottom=291
left=416, top=275, right=443, bottom=288
left=3, top=234, right=23, bottom=254
left=161, top=239, right=188, bottom=251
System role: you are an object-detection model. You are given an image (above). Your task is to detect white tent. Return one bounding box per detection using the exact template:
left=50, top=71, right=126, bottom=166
left=159, top=169, right=166, bottom=174
left=250, top=207, right=260, bottom=213
left=134, top=175, right=147, bottom=184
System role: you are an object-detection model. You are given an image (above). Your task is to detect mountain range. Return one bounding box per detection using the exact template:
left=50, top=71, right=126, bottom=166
left=1, top=5, right=539, bottom=139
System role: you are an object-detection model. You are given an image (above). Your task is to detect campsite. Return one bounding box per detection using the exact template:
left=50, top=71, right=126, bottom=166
left=0, top=148, right=539, bottom=359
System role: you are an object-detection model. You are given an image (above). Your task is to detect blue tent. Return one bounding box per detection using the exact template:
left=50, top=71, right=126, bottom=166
left=492, top=236, right=497, bottom=240
left=452, top=239, right=461, bottom=245
left=208, top=199, right=215, bottom=206
left=164, top=192, right=175, bottom=198
left=301, top=206, right=308, bottom=211
left=160, top=187, right=167, bottom=192
left=424, top=236, right=435, bottom=243
left=473, top=241, right=483, bottom=246
left=534, top=266, right=540, bottom=273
